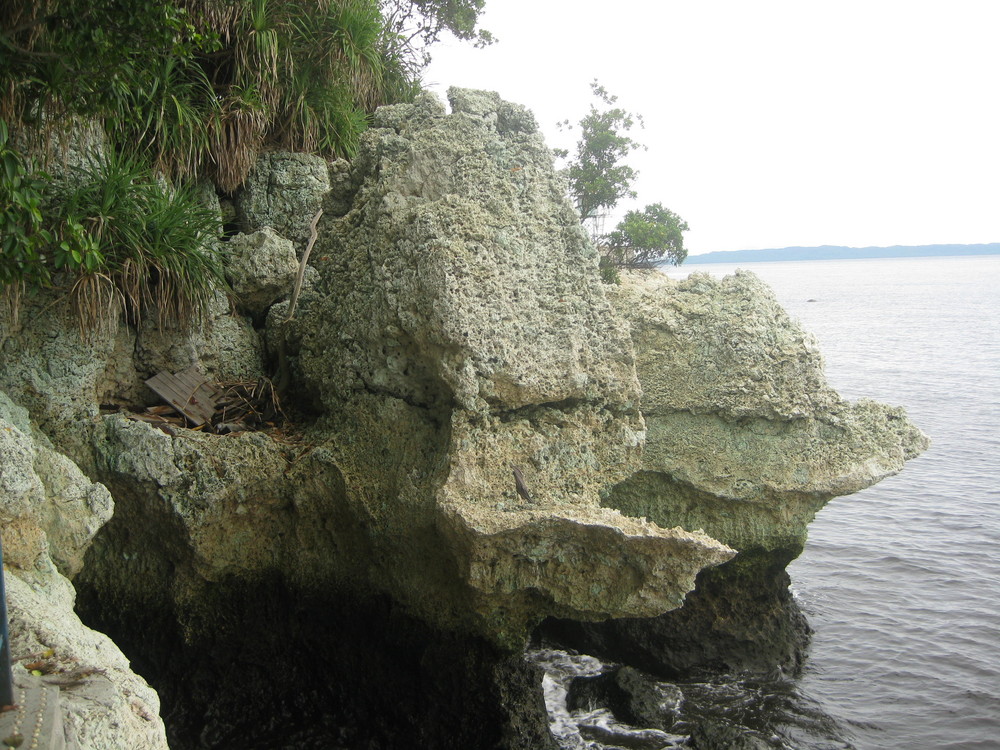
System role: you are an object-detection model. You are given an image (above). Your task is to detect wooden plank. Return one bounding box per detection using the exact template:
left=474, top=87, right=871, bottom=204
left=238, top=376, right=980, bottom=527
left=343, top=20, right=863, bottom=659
left=0, top=680, right=66, bottom=750
left=144, top=367, right=218, bottom=426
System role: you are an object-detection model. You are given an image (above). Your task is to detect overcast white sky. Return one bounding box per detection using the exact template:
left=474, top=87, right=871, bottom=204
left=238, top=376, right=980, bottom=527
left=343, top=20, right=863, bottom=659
left=423, top=1, right=1000, bottom=255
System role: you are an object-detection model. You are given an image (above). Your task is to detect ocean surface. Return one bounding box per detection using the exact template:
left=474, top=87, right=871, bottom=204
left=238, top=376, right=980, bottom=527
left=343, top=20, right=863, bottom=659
left=534, top=255, right=1000, bottom=749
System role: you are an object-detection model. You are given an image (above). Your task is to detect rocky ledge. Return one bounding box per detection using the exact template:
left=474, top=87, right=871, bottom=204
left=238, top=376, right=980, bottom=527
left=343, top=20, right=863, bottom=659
left=0, top=89, right=926, bottom=748
left=542, top=269, right=928, bottom=675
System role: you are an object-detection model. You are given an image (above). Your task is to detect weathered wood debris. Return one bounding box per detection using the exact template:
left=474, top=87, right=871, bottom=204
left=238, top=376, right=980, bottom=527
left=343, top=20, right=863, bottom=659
left=105, top=368, right=288, bottom=436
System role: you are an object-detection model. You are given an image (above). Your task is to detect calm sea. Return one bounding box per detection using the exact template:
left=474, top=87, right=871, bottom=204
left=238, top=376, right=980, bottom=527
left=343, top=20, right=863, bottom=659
left=535, top=255, right=1000, bottom=749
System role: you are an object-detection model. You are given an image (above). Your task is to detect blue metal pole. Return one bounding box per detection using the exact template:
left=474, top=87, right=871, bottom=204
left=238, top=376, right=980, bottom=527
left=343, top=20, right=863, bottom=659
left=0, top=535, right=14, bottom=706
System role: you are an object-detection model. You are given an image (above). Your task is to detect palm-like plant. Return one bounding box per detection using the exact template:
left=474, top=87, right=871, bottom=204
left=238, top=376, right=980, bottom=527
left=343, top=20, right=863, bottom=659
left=3, top=0, right=411, bottom=192
left=2, top=0, right=421, bottom=329
left=58, top=150, right=226, bottom=329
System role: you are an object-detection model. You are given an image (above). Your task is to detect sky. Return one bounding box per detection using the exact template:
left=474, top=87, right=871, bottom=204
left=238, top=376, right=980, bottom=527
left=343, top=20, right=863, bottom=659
left=422, top=1, right=1000, bottom=255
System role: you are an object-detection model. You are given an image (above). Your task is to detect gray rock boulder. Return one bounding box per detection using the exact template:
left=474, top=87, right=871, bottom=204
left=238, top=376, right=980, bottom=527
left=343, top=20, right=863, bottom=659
left=607, top=269, right=928, bottom=553
left=222, top=228, right=299, bottom=317
left=235, top=151, right=330, bottom=252
left=0, top=289, right=263, bottom=462
left=132, top=291, right=264, bottom=384
left=274, top=88, right=733, bottom=643
left=543, top=269, right=929, bottom=675
left=78, top=90, right=734, bottom=657
left=0, top=391, right=168, bottom=749
left=0, top=301, right=138, bottom=459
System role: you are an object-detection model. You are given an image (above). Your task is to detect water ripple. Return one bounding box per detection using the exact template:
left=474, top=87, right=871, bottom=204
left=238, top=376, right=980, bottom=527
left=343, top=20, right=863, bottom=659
left=674, top=256, right=1000, bottom=749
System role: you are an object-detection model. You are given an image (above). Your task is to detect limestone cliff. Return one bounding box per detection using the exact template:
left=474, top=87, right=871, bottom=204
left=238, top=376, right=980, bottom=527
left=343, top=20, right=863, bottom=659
left=0, top=88, right=927, bottom=747
left=609, top=269, right=926, bottom=548
left=0, top=393, right=167, bottom=749
left=271, top=89, right=734, bottom=642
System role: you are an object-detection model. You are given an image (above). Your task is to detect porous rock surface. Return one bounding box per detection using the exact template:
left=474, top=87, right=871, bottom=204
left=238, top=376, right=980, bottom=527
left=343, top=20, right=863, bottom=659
left=222, top=227, right=299, bottom=317
left=61, top=91, right=735, bottom=661
left=0, top=392, right=168, bottom=750
left=543, top=269, right=929, bottom=675
left=235, top=150, right=330, bottom=252
left=0, top=295, right=263, bottom=451
left=0, top=88, right=930, bottom=745
left=272, top=88, right=735, bottom=641
left=608, top=269, right=928, bottom=552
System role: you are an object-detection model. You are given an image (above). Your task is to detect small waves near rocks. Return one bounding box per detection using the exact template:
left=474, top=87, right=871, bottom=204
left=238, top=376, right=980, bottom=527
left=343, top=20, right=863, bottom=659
left=527, top=647, right=854, bottom=749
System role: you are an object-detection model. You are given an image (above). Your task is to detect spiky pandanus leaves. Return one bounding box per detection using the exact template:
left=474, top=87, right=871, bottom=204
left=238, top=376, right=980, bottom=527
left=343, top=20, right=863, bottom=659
left=209, top=86, right=269, bottom=192
left=106, top=55, right=218, bottom=183
left=196, top=0, right=390, bottom=189
left=288, top=0, right=386, bottom=110
left=266, top=0, right=386, bottom=159
left=2, top=0, right=419, bottom=331
left=235, top=0, right=281, bottom=106
left=139, top=178, right=226, bottom=325
left=4, top=0, right=407, bottom=192
left=57, top=150, right=226, bottom=329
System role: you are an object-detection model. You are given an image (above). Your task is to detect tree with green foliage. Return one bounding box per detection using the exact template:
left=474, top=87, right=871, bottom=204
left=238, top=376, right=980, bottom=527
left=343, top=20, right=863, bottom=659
left=555, top=81, right=645, bottom=234
left=380, top=0, right=493, bottom=71
left=557, top=82, right=689, bottom=280
left=604, top=203, right=689, bottom=268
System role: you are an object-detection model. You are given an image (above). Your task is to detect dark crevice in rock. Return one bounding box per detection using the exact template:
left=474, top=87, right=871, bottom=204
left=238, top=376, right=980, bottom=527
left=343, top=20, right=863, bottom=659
left=354, top=376, right=458, bottom=415
left=493, top=397, right=588, bottom=422
left=75, top=575, right=556, bottom=750
left=537, top=548, right=811, bottom=680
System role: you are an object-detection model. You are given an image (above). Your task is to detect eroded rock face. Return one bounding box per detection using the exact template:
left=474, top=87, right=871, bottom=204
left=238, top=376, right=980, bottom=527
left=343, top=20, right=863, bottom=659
left=56, top=90, right=736, bottom=747
left=222, top=228, right=299, bottom=318
left=608, top=269, right=928, bottom=552
left=77, top=90, right=733, bottom=661
left=543, top=270, right=929, bottom=675
left=0, top=291, right=264, bottom=463
left=0, top=392, right=168, bottom=750
left=3, top=88, right=929, bottom=746
left=275, top=89, right=733, bottom=642
left=235, top=150, right=330, bottom=252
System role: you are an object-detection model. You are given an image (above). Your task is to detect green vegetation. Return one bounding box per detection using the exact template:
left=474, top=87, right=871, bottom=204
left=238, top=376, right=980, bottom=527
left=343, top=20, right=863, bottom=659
left=557, top=82, right=689, bottom=279
left=604, top=203, right=688, bottom=269
left=55, top=150, right=226, bottom=329
left=556, top=82, right=644, bottom=229
left=2, top=119, right=224, bottom=330
left=0, top=119, right=52, bottom=296
left=1, top=0, right=414, bottom=189
left=1, top=0, right=485, bottom=328
left=382, top=0, right=493, bottom=71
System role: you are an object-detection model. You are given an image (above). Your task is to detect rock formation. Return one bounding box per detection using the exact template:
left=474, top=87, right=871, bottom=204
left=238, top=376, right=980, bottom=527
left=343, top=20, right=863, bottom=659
left=0, top=393, right=168, bottom=749
left=0, top=88, right=927, bottom=747
left=541, top=269, right=929, bottom=675
left=270, top=88, right=735, bottom=645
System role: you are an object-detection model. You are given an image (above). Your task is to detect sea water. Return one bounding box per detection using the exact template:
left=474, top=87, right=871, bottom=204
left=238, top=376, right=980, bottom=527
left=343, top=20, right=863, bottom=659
left=759, top=255, right=1000, bottom=750
left=536, top=255, right=1000, bottom=749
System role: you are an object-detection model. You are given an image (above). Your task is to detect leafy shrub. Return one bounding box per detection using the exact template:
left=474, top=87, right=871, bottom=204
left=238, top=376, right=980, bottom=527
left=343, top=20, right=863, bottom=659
left=604, top=203, right=689, bottom=269
left=0, top=119, right=52, bottom=295
left=1, top=128, right=225, bottom=331
left=598, top=257, right=621, bottom=285
left=2, top=0, right=421, bottom=192
left=55, top=150, right=226, bottom=328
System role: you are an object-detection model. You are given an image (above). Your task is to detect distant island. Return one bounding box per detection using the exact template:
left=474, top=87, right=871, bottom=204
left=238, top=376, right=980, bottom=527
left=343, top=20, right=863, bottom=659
left=685, top=243, right=1000, bottom=264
